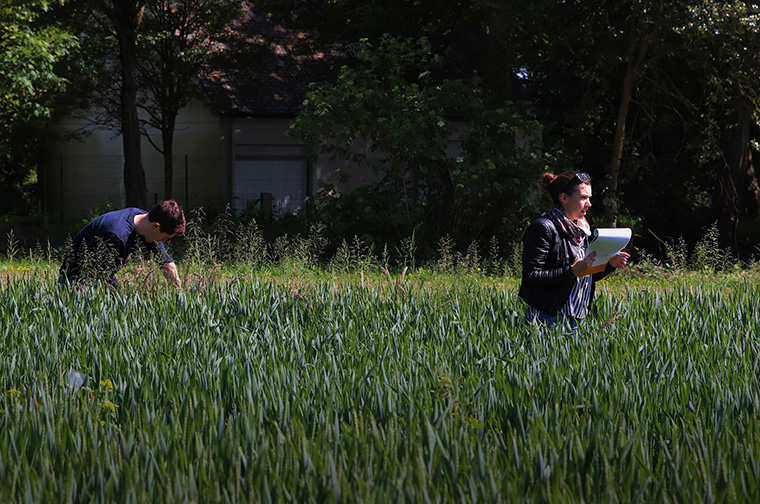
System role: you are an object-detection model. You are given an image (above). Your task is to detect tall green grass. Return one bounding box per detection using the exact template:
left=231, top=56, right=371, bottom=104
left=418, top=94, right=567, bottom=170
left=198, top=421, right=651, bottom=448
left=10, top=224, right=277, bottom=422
left=1, top=274, right=759, bottom=501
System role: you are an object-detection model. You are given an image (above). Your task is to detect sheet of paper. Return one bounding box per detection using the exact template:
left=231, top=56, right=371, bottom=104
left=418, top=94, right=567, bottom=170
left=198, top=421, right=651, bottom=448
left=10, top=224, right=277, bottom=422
left=584, top=228, right=632, bottom=263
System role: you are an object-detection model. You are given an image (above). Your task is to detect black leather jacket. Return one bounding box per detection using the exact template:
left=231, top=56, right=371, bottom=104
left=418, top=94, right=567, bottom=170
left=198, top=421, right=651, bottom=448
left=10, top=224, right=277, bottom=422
left=518, top=215, right=612, bottom=316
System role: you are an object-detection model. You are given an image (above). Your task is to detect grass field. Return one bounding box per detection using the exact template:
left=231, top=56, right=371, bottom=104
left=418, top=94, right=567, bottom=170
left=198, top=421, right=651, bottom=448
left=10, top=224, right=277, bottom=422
left=1, top=261, right=759, bottom=502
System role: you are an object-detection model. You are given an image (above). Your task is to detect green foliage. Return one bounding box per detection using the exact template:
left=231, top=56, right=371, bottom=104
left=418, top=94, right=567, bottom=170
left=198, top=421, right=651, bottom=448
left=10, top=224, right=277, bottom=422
left=395, top=228, right=419, bottom=270
left=270, top=224, right=328, bottom=273
left=0, top=1, right=75, bottom=130
left=664, top=236, right=689, bottom=271
left=328, top=236, right=376, bottom=274
left=183, top=206, right=216, bottom=266
left=677, top=1, right=760, bottom=127
left=305, top=182, right=427, bottom=259
left=455, top=102, right=545, bottom=244
left=652, top=222, right=738, bottom=273
left=182, top=205, right=269, bottom=269
left=234, top=217, right=267, bottom=268
left=691, top=221, right=736, bottom=272
left=290, top=36, right=544, bottom=257
left=291, top=37, right=457, bottom=181
left=0, top=0, right=76, bottom=214
left=5, top=229, right=19, bottom=263
left=2, top=273, right=760, bottom=500
left=435, top=234, right=456, bottom=273
left=136, top=0, right=245, bottom=197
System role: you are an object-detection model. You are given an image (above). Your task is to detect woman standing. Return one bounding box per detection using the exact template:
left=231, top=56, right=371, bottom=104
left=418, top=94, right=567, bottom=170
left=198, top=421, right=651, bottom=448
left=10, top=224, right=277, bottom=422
left=518, top=172, right=627, bottom=331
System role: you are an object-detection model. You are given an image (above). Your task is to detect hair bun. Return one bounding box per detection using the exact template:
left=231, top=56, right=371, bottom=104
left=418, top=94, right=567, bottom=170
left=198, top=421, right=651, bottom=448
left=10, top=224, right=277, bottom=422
left=539, top=172, right=556, bottom=196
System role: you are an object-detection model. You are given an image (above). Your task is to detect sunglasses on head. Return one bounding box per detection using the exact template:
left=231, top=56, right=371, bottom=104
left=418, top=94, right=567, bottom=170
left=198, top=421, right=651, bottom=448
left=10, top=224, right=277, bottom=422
left=575, top=172, right=590, bottom=183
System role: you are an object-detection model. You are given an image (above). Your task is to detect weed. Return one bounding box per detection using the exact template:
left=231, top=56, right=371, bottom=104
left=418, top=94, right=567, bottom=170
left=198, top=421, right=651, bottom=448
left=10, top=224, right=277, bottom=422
left=664, top=236, right=688, bottom=271
left=458, top=240, right=481, bottom=274
left=692, top=221, right=734, bottom=272
left=396, top=229, right=417, bottom=269
left=436, top=234, right=456, bottom=273
left=329, top=235, right=375, bottom=273
left=485, top=235, right=504, bottom=276
left=5, top=229, right=19, bottom=262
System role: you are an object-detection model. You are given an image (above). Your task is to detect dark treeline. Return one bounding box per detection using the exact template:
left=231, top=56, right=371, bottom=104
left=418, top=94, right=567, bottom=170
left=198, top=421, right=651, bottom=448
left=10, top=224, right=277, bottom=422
left=2, top=1, right=759, bottom=263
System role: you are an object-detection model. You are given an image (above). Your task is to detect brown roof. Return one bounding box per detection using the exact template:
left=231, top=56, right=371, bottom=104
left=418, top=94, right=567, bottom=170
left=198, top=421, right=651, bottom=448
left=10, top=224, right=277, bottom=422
left=202, top=12, right=342, bottom=118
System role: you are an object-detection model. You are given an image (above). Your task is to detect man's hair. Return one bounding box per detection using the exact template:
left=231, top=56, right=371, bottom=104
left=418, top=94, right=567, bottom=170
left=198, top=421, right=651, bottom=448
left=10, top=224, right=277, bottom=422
left=147, top=200, right=186, bottom=235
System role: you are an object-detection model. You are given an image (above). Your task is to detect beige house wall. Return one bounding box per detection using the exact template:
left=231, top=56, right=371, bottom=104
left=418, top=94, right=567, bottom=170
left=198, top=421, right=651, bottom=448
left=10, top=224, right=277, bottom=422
left=42, top=99, right=225, bottom=219
left=42, top=98, right=465, bottom=219
left=228, top=118, right=378, bottom=196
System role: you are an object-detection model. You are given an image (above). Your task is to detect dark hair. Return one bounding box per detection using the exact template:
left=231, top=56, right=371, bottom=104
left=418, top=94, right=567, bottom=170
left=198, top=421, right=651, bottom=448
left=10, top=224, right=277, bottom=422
left=147, top=200, right=186, bottom=235
left=539, top=171, right=591, bottom=205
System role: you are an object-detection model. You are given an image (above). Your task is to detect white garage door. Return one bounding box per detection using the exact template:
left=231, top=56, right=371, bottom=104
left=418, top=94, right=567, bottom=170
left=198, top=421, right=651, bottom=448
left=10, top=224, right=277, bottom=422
left=233, top=156, right=307, bottom=216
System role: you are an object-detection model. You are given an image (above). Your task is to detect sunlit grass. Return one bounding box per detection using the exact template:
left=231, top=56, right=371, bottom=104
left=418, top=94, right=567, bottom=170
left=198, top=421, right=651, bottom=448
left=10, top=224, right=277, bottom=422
left=1, top=266, right=759, bottom=501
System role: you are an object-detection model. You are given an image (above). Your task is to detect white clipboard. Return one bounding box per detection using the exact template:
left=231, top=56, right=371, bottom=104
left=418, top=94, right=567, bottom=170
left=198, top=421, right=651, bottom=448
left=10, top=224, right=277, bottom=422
left=578, top=228, right=631, bottom=276
left=584, top=228, right=632, bottom=261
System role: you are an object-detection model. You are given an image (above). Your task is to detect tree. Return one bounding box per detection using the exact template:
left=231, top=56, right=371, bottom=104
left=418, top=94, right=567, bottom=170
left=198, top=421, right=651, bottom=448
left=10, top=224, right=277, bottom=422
left=84, top=0, right=148, bottom=208
left=289, top=38, right=459, bottom=241
left=510, top=0, right=760, bottom=254
left=60, top=0, right=246, bottom=204
left=239, top=1, right=548, bottom=250
left=0, top=0, right=76, bottom=213
left=678, top=1, right=760, bottom=251
left=271, top=0, right=760, bottom=256
left=289, top=37, right=544, bottom=252
left=513, top=0, right=684, bottom=226
left=55, top=0, right=149, bottom=208
left=483, top=0, right=515, bottom=103
left=604, top=0, right=665, bottom=227
left=254, top=0, right=492, bottom=82
left=136, top=0, right=243, bottom=199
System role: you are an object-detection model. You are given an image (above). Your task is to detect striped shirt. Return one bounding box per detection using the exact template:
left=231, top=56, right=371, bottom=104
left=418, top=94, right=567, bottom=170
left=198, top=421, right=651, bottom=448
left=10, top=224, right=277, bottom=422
left=560, top=240, right=593, bottom=319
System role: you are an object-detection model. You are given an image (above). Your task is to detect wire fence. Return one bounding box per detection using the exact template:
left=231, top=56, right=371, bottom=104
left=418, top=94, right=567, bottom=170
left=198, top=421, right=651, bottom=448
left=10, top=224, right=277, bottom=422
left=42, top=153, right=383, bottom=221
left=44, top=154, right=229, bottom=219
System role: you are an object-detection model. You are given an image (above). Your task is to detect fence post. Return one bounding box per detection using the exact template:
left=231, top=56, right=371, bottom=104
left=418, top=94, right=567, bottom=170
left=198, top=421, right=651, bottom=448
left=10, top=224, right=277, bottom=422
left=60, top=153, right=64, bottom=222
left=262, top=192, right=272, bottom=221
left=185, top=155, right=189, bottom=210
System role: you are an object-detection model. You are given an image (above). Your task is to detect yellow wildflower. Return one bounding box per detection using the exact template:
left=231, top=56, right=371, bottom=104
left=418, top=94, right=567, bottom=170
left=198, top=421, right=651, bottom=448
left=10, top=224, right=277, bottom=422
left=99, top=400, right=117, bottom=415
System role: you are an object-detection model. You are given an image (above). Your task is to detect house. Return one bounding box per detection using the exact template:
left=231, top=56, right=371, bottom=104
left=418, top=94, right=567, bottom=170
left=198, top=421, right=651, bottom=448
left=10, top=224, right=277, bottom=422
left=40, top=13, right=483, bottom=221
left=40, top=13, right=379, bottom=220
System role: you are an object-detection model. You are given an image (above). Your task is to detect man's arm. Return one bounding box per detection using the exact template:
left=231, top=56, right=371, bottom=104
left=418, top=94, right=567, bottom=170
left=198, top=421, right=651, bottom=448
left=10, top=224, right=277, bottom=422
left=161, top=262, right=182, bottom=288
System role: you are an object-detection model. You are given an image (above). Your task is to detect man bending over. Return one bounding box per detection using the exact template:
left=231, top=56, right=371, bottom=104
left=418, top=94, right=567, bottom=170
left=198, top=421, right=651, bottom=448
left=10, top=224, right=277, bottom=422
left=59, top=200, right=185, bottom=288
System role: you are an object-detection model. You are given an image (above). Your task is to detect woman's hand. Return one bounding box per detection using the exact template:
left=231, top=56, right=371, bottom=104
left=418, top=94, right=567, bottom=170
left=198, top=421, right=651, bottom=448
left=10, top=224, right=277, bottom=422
left=608, top=252, right=629, bottom=268
left=572, top=251, right=597, bottom=276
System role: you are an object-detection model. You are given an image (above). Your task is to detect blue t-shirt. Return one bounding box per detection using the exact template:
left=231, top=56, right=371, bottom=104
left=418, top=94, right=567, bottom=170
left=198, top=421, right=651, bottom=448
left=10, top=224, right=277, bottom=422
left=60, top=208, right=173, bottom=281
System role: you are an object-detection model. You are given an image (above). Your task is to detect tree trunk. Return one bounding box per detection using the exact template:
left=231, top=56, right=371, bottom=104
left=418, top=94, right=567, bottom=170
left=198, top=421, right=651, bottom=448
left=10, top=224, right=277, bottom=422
left=113, top=0, right=147, bottom=208
left=484, top=0, right=512, bottom=103
left=162, top=124, right=175, bottom=199
left=717, top=97, right=757, bottom=252
left=604, top=25, right=654, bottom=228
left=749, top=123, right=760, bottom=214
left=604, top=64, right=634, bottom=228
left=604, top=1, right=661, bottom=227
